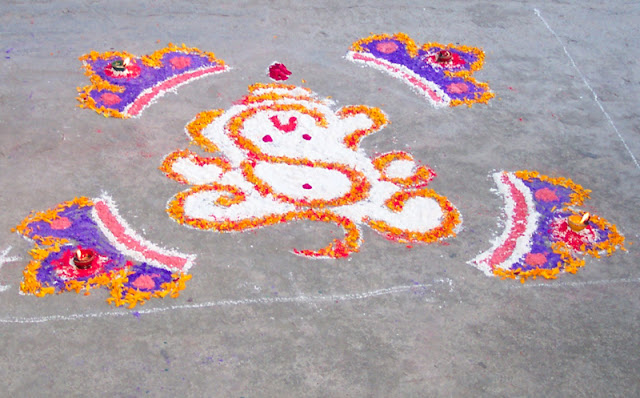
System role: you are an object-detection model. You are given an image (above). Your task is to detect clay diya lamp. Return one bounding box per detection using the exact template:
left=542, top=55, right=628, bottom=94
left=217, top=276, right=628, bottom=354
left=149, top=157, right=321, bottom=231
left=111, top=60, right=126, bottom=72
left=73, top=248, right=95, bottom=269
left=436, top=50, right=452, bottom=63
left=111, top=57, right=130, bottom=72
left=568, top=212, right=590, bottom=232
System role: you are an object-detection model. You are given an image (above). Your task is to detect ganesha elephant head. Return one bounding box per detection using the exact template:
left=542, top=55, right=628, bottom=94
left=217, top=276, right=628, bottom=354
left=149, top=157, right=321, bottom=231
left=160, top=83, right=460, bottom=258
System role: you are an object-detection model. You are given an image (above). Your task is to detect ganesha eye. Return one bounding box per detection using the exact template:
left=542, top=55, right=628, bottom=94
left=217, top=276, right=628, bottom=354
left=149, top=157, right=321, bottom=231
left=302, top=134, right=312, bottom=141
left=262, top=135, right=273, bottom=142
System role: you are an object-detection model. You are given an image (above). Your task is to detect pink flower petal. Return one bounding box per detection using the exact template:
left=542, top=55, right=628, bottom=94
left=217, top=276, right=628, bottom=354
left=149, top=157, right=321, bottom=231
left=51, top=217, right=72, bottom=230
left=534, top=188, right=559, bottom=202
left=132, top=274, right=157, bottom=290
left=376, top=41, right=399, bottom=54
left=100, top=93, right=121, bottom=105
left=525, top=252, right=547, bottom=266
left=446, top=82, right=469, bottom=94
left=170, top=56, right=192, bottom=70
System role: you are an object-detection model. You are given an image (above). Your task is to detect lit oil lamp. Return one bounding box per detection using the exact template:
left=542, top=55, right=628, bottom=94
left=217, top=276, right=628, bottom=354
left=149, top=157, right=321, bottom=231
left=111, top=57, right=130, bottom=72
left=73, top=248, right=95, bottom=269
left=568, top=212, right=590, bottom=232
left=436, top=50, right=452, bottom=63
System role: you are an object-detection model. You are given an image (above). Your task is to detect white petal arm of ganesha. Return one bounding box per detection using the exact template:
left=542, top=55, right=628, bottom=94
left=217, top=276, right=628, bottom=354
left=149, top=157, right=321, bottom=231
left=160, top=83, right=461, bottom=258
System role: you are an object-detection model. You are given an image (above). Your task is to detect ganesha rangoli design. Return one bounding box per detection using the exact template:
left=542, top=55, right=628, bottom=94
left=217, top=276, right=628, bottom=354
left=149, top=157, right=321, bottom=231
left=161, top=83, right=461, bottom=258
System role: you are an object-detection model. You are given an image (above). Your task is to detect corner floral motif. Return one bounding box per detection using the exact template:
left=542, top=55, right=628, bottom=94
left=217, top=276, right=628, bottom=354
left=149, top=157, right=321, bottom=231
left=13, top=195, right=196, bottom=308
left=346, top=33, right=494, bottom=108
left=160, top=83, right=461, bottom=258
left=76, top=43, right=230, bottom=119
left=469, top=171, right=625, bottom=283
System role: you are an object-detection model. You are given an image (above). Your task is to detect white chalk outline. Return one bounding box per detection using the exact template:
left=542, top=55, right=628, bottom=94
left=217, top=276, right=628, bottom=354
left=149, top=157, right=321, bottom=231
left=0, top=246, right=21, bottom=292
left=0, top=279, right=453, bottom=324
left=534, top=8, right=640, bottom=171
left=507, top=277, right=640, bottom=290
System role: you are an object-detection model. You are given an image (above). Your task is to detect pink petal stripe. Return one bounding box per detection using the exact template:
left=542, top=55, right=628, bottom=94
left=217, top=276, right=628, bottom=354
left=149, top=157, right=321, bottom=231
left=351, top=52, right=444, bottom=103
left=94, top=200, right=189, bottom=270
left=127, top=64, right=228, bottom=117
left=487, top=174, right=529, bottom=267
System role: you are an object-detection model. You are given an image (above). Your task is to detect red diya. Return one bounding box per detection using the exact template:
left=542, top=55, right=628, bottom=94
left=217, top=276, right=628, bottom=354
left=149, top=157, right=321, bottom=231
left=436, top=50, right=452, bottom=63
left=423, top=49, right=466, bottom=69
left=73, top=248, right=95, bottom=269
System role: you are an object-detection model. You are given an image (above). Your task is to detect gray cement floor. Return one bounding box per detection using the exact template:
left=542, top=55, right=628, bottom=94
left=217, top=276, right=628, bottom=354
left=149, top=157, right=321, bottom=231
left=1, top=1, right=639, bottom=396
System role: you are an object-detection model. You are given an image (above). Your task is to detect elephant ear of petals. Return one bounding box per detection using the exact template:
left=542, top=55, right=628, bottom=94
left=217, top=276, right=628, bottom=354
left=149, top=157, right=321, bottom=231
left=160, top=150, right=231, bottom=185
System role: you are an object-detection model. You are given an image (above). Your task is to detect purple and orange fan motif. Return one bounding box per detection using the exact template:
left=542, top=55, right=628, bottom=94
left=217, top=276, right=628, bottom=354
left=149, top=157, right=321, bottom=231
left=77, top=43, right=230, bottom=119
left=346, top=33, right=494, bottom=108
left=469, top=171, right=625, bottom=282
left=14, top=195, right=195, bottom=307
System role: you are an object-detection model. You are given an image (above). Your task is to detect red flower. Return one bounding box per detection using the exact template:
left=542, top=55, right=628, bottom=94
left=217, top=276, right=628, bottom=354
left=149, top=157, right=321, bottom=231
left=268, top=62, right=292, bottom=81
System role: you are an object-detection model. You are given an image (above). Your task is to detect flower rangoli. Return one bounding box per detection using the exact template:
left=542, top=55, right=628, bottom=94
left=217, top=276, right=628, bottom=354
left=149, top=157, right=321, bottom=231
left=161, top=83, right=461, bottom=258
left=469, top=171, right=626, bottom=282
left=13, top=195, right=195, bottom=308
left=346, top=33, right=494, bottom=108
left=77, top=43, right=229, bottom=119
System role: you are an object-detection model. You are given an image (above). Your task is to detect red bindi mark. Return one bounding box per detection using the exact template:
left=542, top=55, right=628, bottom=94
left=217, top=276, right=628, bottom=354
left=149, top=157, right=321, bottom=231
left=302, top=134, right=312, bottom=141
left=302, top=183, right=312, bottom=190
left=262, top=135, right=273, bottom=142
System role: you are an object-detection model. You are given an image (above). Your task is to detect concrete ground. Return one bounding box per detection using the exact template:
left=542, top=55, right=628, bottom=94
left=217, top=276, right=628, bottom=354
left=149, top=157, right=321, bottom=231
left=1, top=1, right=639, bottom=396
